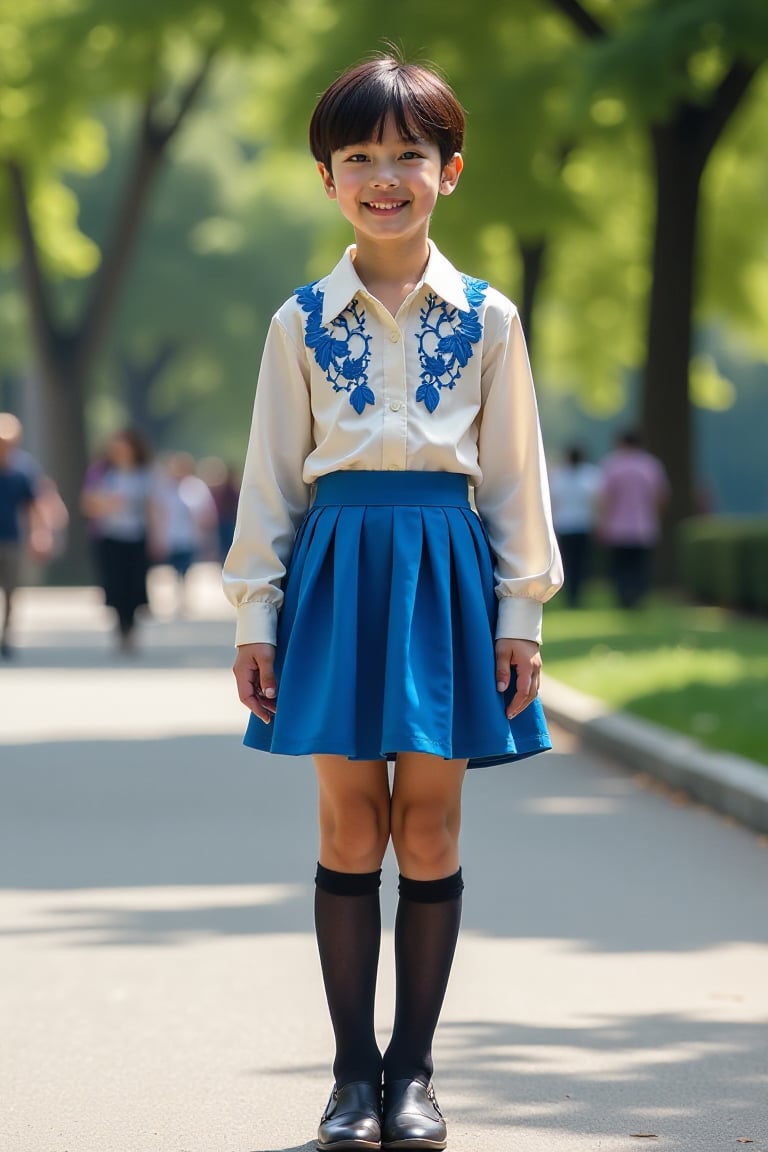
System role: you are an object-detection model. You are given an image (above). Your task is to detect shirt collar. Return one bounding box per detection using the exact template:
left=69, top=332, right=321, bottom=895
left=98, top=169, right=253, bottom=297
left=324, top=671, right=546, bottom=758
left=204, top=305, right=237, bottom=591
left=320, top=240, right=470, bottom=325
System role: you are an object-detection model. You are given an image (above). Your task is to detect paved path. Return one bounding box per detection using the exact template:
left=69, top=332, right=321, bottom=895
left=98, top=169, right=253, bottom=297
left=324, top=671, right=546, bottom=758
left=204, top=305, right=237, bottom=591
left=2, top=566, right=768, bottom=1152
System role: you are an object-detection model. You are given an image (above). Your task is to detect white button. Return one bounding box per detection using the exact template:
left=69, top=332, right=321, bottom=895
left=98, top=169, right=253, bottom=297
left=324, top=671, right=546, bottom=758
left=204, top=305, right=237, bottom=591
left=389, top=331, right=400, bottom=343
left=390, top=400, right=402, bottom=412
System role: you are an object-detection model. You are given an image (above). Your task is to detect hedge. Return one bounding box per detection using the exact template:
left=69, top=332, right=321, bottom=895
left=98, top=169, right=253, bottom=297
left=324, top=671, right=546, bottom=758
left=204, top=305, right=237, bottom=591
left=678, top=517, right=768, bottom=613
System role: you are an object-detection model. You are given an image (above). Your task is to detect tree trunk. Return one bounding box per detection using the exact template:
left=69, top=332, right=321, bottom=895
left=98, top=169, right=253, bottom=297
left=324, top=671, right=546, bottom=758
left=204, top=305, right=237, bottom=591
left=642, top=117, right=704, bottom=583
left=517, top=237, right=547, bottom=362
left=6, top=55, right=215, bottom=582
left=119, top=342, right=179, bottom=449
left=40, top=342, right=93, bottom=582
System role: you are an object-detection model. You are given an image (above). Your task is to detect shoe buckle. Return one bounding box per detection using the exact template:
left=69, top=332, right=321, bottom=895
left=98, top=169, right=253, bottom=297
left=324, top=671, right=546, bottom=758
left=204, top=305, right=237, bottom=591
left=320, top=1085, right=339, bottom=1122
left=427, top=1083, right=443, bottom=1117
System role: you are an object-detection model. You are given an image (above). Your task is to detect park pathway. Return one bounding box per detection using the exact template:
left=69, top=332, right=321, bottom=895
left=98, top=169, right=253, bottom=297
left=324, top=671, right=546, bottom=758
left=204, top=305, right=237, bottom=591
left=1, top=565, right=767, bottom=1152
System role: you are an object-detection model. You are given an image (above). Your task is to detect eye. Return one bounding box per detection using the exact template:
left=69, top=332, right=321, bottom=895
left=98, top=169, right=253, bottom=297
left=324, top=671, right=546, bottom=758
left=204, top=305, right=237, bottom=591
left=401, top=151, right=424, bottom=160
left=344, top=152, right=369, bottom=163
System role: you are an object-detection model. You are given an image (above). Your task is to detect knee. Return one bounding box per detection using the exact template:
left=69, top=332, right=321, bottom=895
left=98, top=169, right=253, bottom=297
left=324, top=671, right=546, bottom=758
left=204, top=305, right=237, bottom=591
left=390, top=800, right=459, bottom=875
left=320, top=793, right=390, bottom=872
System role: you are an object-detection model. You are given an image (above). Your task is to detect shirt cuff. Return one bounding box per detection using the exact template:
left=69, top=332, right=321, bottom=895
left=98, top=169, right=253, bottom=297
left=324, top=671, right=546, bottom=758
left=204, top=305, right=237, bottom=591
left=495, top=596, right=543, bottom=644
left=235, top=601, right=279, bottom=647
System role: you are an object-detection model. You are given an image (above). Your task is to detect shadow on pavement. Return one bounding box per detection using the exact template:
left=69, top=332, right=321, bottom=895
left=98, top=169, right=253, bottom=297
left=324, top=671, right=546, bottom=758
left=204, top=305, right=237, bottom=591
left=3, top=736, right=768, bottom=952
left=437, top=1013, right=767, bottom=1143
left=252, top=1145, right=316, bottom=1152
left=257, top=1014, right=768, bottom=1147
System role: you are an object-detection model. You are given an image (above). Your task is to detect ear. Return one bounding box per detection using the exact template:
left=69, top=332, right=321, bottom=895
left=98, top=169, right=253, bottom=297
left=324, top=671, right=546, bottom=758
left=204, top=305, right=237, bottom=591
left=317, top=161, right=337, bottom=200
left=439, top=152, right=463, bottom=197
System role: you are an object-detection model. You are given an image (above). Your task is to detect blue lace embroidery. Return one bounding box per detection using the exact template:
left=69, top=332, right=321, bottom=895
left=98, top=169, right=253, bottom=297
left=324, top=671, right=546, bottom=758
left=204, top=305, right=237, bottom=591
left=415, top=274, right=488, bottom=413
left=295, top=282, right=374, bottom=414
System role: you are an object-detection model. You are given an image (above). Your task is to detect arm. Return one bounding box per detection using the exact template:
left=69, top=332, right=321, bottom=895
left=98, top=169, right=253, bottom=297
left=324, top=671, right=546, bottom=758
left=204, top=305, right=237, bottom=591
left=474, top=304, right=563, bottom=644
left=22, top=485, right=54, bottom=562
left=80, top=476, right=123, bottom=519
left=474, top=304, right=563, bottom=718
left=223, top=314, right=313, bottom=720
left=223, top=314, right=313, bottom=645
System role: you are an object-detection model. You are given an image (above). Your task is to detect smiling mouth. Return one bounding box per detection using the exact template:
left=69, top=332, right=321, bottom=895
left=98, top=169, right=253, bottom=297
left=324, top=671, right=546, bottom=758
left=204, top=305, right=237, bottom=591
left=364, top=200, right=408, bottom=213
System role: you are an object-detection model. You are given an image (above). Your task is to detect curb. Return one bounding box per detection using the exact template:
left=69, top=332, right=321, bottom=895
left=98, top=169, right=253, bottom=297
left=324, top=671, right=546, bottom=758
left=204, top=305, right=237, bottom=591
left=540, top=675, right=768, bottom=836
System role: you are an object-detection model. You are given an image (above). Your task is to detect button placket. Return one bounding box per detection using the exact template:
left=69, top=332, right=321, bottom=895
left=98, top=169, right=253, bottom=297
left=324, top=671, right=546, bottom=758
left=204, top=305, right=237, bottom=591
left=381, top=320, right=407, bottom=471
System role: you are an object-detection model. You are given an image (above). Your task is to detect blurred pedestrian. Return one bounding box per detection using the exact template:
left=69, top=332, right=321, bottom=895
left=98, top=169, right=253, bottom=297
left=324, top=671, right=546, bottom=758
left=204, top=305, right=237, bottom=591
left=598, top=429, right=669, bottom=608
left=155, top=452, right=217, bottom=615
left=0, top=411, right=69, bottom=560
left=224, top=56, right=562, bottom=1151
left=0, top=410, right=43, bottom=484
left=549, top=445, right=601, bottom=608
left=80, top=428, right=160, bottom=652
left=0, top=417, right=51, bottom=657
left=199, top=456, right=240, bottom=564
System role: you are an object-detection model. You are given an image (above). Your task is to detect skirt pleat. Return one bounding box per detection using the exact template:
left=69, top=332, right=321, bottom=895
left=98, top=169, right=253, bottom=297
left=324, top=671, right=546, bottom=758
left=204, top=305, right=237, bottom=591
left=244, top=471, right=552, bottom=768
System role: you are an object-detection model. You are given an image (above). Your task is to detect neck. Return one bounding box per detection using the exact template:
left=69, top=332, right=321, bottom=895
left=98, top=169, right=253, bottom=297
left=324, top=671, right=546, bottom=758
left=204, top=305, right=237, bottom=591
left=351, top=234, right=431, bottom=293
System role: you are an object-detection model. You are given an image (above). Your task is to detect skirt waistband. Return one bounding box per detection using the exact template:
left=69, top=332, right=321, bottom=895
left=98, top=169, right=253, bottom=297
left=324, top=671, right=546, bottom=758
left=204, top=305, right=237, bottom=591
left=313, top=470, right=470, bottom=508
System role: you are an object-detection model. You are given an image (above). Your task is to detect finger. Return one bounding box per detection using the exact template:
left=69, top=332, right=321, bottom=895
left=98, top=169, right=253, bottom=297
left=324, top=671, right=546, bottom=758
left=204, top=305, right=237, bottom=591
left=236, top=673, right=274, bottom=724
left=508, top=673, right=541, bottom=719
left=233, top=665, right=260, bottom=710
left=256, top=652, right=277, bottom=700
left=253, top=684, right=277, bottom=716
left=495, top=649, right=512, bottom=692
left=506, top=690, right=529, bottom=719
left=250, top=697, right=274, bottom=724
left=506, top=666, right=532, bottom=719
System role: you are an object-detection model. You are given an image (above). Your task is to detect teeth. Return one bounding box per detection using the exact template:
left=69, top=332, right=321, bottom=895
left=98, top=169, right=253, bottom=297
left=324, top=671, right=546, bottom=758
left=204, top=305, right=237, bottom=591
left=368, top=201, right=405, bottom=210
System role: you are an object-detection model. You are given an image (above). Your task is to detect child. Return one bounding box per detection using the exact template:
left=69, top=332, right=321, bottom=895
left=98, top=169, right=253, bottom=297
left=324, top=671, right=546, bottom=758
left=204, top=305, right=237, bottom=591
left=224, top=56, right=563, bottom=1151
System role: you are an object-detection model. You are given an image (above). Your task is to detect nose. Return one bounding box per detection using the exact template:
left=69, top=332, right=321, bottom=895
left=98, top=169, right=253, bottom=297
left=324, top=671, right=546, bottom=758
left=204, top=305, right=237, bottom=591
left=369, top=160, right=399, bottom=188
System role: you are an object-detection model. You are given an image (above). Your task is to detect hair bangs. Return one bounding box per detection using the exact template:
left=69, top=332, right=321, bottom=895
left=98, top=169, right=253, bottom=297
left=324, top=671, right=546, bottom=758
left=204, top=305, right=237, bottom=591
left=310, top=58, right=465, bottom=168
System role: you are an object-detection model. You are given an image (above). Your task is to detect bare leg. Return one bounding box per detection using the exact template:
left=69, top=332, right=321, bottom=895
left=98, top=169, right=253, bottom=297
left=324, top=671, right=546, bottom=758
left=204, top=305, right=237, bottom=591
left=389, top=753, right=466, bottom=880
left=315, top=755, right=390, bottom=873
left=1, top=581, right=14, bottom=655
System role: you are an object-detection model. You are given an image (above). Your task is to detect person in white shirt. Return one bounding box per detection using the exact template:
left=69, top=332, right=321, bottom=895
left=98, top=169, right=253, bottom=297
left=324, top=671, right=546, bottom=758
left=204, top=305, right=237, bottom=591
left=223, top=56, right=562, bottom=1150
left=81, top=428, right=159, bottom=652
left=549, top=445, right=601, bottom=608
left=155, top=452, right=217, bottom=615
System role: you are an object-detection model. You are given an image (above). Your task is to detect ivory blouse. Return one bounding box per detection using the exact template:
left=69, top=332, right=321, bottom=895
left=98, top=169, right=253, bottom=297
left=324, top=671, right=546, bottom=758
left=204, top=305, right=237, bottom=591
left=223, top=241, right=563, bottom=646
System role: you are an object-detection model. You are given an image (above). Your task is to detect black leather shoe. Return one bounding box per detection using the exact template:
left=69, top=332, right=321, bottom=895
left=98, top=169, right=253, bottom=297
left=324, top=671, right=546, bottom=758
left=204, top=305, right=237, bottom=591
left=317, top=1081, right=382, bottom=1150
left=382, top=1079, right=447, bottom=1150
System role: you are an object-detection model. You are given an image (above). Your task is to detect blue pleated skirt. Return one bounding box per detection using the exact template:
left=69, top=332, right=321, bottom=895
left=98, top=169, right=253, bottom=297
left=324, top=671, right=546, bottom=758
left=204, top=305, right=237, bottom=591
left=244, top=471, right=551, bottom=768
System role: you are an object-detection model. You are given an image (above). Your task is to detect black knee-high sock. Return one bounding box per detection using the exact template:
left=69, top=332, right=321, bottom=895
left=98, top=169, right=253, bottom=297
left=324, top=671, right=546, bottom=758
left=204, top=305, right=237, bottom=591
left=383, top=869, right=464, bottom=1085
left=314, top=863, right=383, bottom=1087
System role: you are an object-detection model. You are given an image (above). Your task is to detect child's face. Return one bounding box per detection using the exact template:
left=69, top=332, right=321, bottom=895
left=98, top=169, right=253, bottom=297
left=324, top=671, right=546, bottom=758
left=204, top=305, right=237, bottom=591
left=317, top=114, right=462, bottom=249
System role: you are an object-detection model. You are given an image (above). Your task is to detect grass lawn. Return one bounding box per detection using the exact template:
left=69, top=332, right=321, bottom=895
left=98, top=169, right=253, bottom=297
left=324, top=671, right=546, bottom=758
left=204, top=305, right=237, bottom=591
left=542, top=584, right=768, bottom=766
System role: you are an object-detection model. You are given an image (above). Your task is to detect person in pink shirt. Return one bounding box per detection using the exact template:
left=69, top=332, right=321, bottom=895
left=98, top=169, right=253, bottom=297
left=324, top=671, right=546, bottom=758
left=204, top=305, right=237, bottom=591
left=598, top=429, right=669, bottom=608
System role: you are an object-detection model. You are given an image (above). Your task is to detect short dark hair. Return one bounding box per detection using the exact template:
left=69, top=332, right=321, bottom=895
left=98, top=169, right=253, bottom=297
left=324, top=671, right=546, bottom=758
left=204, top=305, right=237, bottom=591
left=309, top=56, right=465, bottom=170
left=619, top=428, right=642, bottom=449
left=113, top=426, right=152, bottom=467
left=566, top=445, right=587, bottom=467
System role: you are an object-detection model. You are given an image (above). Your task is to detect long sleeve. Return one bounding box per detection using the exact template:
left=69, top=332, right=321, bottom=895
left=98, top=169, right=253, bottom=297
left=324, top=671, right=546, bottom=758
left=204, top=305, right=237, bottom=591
left=474, top=305, right=563, bottom=643
left=222, top=315, right=313, bottom=645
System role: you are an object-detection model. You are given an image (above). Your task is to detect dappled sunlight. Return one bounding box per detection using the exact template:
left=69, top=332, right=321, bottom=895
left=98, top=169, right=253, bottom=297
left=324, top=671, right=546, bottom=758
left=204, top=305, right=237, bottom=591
left=434, top=1012, right=768, bottom=1145
left=0, top=883, right=307, bottom=946
left=522, top=795, right=621, bottom=815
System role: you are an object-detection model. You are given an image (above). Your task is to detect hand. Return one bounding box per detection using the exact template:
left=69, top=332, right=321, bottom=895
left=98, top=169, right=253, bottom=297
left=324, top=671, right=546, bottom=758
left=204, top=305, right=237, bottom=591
left=147, top=535, right=166, bottom=564
left=233, top=643, right=278, bottom=724
left=27, top=526, right=54, bottom=563
left=495, top=637, right=542, bottom=720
